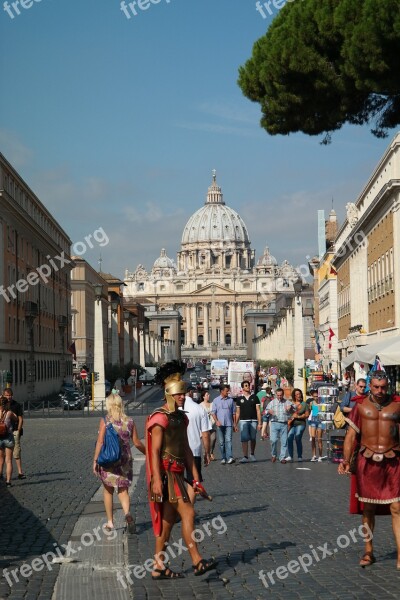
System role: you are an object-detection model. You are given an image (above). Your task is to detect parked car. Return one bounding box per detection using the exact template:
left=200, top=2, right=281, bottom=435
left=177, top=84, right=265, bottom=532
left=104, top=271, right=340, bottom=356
left=189, top=373, right=199, bottom=383
left=60, top=391, right=85, bottom=410
left=60, top=382, right=76, bottom=394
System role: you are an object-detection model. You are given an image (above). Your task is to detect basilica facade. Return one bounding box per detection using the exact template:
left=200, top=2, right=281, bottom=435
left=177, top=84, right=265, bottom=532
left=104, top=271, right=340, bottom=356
left=124, top=173, right=299, bottom=359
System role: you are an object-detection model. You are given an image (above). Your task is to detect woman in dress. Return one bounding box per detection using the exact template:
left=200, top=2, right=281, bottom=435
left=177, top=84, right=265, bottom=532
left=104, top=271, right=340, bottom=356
left=287, top=388, right=309, bottom=462
left=0, top=394, right=17, bottom=487
left=199, top=389, right=216, bottom=460
left=93, top=392, right=145, bottom=532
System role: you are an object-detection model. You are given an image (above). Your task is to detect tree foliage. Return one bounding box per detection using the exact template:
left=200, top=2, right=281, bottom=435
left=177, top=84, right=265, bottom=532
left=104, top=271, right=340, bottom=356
left=238, top=0, right=400, bottom=142
left=259, top=359, right=294, bottom=383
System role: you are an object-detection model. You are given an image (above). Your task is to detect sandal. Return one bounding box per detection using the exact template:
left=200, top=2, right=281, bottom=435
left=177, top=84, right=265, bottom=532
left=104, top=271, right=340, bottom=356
left=125, top=514, right=136, bottom=534
left=193, top=558, right=218, bottom=576
left=151, top=567, right=184, bottom=580
left=359, top=552, right=376, bottom=568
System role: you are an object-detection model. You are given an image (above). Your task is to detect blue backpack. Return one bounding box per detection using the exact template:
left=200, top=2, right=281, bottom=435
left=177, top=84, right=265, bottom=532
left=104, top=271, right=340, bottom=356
left=97, top=418, right=121, bottom=466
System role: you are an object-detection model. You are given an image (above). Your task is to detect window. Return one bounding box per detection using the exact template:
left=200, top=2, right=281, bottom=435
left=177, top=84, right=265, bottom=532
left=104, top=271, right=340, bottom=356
left=160, top=285, right=165, bottom=291
left=176, top=284, right=183, bottom=291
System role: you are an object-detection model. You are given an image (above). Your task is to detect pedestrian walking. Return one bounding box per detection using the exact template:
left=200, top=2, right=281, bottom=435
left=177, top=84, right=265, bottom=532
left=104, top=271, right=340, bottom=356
left=267, top=388, right=293, bottom=463
left=93, top=391, right=145, bottom=533
left=287, top=388, right=309, bottom=462
left=146, top=360, right=217, bottom=579
left=211, top=384, right=237, bottom=464
left=2, top=388, right=25, bottom=479
left=338, top=371, right=400, bottom=569
left=235, top=380, right=262, bottom=462
left=199, top=389, right=217, bottom=460
left=0, top=394, right=17, bottom=487
left=340, top=379, right=367, bottom=414
left=182, top=389, right=211, bottom=503
left=258, top=384, right=273, bottom=440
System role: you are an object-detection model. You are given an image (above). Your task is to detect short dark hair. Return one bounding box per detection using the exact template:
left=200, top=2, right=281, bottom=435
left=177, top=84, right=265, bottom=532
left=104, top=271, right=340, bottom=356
left=276, top=388, right=284, bottom=394
left=356, top=378, right=367, bottom=385
left=241, top=380, right=250, bottom=387
left=220, top=384, right=230, bottom=392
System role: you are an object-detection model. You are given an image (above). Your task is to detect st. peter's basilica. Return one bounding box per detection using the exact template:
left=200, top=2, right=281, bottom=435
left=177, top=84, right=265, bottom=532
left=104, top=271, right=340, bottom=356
left=124, top=172, right=300, bottom=359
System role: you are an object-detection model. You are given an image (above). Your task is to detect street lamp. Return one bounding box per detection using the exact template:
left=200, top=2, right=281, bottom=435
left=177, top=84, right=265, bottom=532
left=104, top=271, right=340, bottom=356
left=93, top=283, right=103, bottom=304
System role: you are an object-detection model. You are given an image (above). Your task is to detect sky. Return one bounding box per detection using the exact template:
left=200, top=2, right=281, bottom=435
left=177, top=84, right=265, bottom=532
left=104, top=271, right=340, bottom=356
left=0, top=0, right=394, bottom=279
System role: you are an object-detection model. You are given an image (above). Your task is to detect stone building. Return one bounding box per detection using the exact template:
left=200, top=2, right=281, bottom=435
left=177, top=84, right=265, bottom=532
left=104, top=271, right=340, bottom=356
left=124, top=172, right=300, bottom=359
left=0, top=153, right=73, bottom=400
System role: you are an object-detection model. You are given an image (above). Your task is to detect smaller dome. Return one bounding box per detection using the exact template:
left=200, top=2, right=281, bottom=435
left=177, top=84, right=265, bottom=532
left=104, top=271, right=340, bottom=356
left=153, top=249, right=175, bottom=269
left=257, top=246, right=277, bottom=267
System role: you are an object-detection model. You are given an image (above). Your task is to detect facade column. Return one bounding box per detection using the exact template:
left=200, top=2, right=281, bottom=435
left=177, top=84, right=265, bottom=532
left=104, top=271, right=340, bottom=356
left=236, top=303, right=242, bottom=344
left=220, top=302, right=225, bottom=346
left=132, top=324, right=139, bottom=364
left=203, top=303, right=209, bottom=347
left=139, top=329, right=145, bottom=368
left=123, top=319, right=130, bottom=364
left=185, top=304, right=191, bottom=346
left=294, top=298, right=305, bottom=389
left=211, top=298, right=217, bottom=344
left=191, top=303, right=197, bottom=346
left=110, top=309, right=119, bottom=365
left=93, top=298, right=105, bottom=407
left=231, top=302, right=237, bottom=345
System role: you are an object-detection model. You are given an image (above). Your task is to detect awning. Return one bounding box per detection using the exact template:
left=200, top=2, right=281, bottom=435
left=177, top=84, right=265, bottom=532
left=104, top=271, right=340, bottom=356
left=341, top=335, right=400, bottom=368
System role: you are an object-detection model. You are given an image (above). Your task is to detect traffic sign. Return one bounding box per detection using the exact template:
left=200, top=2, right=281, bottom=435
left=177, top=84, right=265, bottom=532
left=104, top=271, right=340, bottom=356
left=80, top=369, right=88, bottom=380
left=130, top=369, right=136, bottom=377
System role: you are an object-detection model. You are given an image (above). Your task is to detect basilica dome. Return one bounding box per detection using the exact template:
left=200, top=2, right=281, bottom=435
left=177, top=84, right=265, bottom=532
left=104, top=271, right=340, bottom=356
left=181, top=172, right=250, bottom=246
left=153, top=249, right=175, bottom=269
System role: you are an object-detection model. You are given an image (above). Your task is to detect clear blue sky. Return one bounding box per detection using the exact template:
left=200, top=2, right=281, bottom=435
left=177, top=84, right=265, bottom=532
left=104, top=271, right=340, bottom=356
left=0, top=0, right=393, bottom=277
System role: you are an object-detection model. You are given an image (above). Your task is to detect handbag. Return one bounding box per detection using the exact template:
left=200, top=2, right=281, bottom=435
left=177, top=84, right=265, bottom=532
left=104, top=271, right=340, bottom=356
left=97, top=418, right=121, bottom=466
left=0, top=411, right=8, bottom=437
left=333, top=405, right=346, bottom=429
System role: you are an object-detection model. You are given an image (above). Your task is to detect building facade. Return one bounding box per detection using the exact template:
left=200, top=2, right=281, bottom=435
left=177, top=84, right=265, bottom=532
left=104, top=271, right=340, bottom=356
left=330, top=133, right=400, bottom=385
left=0, top=153, right=73, bottom=400
left=124, top=172, right=300, bottom=359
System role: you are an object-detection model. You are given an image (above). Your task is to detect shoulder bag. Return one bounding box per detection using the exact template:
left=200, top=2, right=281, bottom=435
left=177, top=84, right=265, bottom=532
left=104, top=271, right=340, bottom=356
left=333, top=405, right=346, bottom=429
left=97, top=418, right=121, bottom=466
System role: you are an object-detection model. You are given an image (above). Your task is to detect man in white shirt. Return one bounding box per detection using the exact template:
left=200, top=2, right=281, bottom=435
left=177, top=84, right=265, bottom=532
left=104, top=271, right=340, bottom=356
left=182, top=387, right=211, bottom=503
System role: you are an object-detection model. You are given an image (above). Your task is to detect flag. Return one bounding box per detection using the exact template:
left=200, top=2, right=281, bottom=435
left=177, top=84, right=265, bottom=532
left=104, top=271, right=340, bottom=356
left=372, top=356, right=384, bottom=372
left=328, top=328, right=335, bottom=349
left=315, top=330, right=322, bottom=354
left=330, top=266, right=337, bottom=275
left=68, top=341, right=76, bottom=361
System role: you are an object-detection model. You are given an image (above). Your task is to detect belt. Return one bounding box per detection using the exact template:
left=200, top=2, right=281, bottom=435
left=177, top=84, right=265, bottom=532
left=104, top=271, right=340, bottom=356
left=273, top=421, right=288, bottom=424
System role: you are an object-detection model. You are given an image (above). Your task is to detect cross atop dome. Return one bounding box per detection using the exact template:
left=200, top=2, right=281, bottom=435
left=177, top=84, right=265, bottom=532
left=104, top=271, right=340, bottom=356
left=206, top=169, right=224, bottom=205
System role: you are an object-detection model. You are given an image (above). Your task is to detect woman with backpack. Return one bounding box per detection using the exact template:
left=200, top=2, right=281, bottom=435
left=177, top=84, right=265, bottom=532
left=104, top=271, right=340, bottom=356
left=93, top=391, right=145, bottom=533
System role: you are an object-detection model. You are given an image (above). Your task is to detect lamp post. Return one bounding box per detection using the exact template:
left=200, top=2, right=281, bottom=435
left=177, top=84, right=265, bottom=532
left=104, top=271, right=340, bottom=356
left=24, top=301, right=38, bottom=404
left=93, top=283, right=105, bottom=409
left=293, top=277, right=305, bottom=391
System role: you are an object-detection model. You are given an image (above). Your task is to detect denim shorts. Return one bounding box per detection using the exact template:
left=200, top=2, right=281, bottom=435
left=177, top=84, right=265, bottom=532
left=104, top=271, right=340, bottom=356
left=0, top=435, right=15, bottom=450
left=308, top=420, right=326, bottom=431
left=240, top=420, right=257, bottom=442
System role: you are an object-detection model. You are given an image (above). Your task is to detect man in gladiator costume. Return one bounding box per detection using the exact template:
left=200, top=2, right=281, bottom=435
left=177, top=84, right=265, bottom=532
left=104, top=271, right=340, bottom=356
left=338, top=371, right=400, bottom=568
left=146, top=360, right=217, bottom=579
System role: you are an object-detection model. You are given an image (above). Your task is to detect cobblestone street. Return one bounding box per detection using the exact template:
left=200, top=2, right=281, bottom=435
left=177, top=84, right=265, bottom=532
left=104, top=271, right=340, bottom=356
left=1, top=402, right=399, bottom=600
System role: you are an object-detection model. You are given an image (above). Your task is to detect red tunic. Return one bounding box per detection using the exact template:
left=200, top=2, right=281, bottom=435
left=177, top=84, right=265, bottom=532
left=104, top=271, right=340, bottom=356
left=347, top=397, right=400, bottom=514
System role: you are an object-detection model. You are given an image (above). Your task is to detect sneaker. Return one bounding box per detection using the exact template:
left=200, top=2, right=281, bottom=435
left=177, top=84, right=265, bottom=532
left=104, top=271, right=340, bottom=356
left=220, top=459, right=226, bottom=465
left=239, top=457, right=249, bottom=463
left=271, top=456, right=277, bottom=463
left=6, top=481, right=11, bottom=488
left=17, top=474, right=26, bottom=480
left=310, top=456, right=318, bottom=462
left=298, top=458, right=303, bottom=462
left=318, top=457, right=323, bottom=462
left=286, top=457, right=292, bottom=462
left=249, top=455, right=256, bottom=462
left=227, top=458, right=235, bottom=464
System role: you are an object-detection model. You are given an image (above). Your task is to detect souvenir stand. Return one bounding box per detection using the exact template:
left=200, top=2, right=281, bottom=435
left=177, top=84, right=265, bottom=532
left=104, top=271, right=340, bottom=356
left=315, top=386, right=344, bottom=462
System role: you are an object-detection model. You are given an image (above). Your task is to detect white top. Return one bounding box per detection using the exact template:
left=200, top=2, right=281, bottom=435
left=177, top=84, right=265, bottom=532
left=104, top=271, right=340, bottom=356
left=181, top=395, right=211, bottom=456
